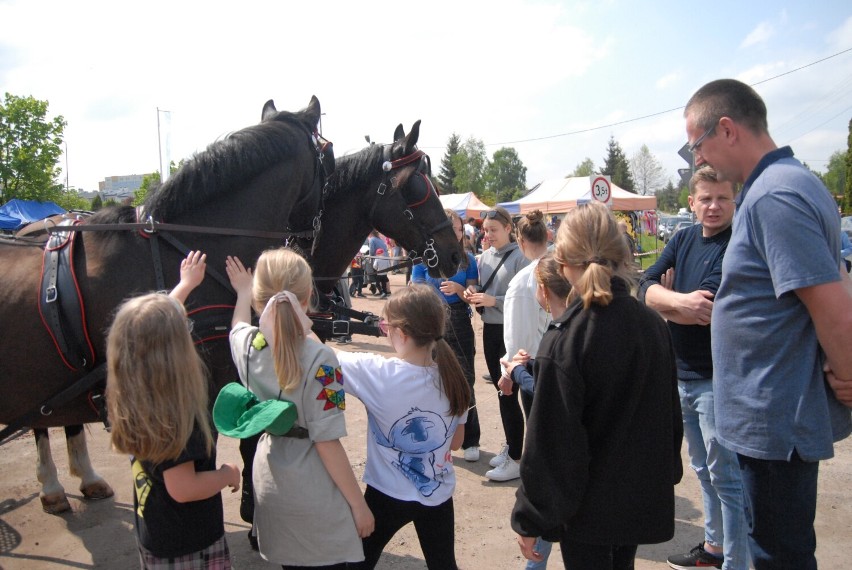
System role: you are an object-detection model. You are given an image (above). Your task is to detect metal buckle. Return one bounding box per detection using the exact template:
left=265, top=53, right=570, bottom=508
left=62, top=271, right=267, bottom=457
left=377, top=182, right=387, bottom=196
left=404, top=209, right=413, bottom=220
left=45, top=287, right=58, bottom=303
left=332, top=320, right=350, bottom=335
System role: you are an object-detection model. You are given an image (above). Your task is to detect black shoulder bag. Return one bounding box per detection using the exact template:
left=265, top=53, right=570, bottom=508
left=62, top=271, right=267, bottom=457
left=475, top=249, right=514, bottom=315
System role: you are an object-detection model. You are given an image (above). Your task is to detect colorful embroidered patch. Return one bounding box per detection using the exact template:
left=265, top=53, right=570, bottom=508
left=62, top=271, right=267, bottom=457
left=251, top=332, right=268, bottom=351
left=314, top=364, right=337, bottom=386
left=317, top=387, right=346, bottom=410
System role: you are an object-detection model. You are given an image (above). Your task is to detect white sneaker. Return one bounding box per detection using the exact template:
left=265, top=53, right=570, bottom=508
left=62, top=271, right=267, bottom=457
left=489, top=444, right=509, bottom=467
left=486, top=457, right=520, bottom=482
left=463, top=446, right=480, bottom=462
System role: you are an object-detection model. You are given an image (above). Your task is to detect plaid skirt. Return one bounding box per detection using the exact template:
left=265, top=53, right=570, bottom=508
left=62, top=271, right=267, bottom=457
left=138, top=535, right=231, bottom=570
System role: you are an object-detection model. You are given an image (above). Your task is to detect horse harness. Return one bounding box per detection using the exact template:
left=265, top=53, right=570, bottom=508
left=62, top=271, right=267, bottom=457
left=368, top=146, right=452, bottom=270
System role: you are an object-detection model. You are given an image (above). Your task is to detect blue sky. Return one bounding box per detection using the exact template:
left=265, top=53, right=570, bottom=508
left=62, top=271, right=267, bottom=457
left=1, top=0, right=850, bottom=193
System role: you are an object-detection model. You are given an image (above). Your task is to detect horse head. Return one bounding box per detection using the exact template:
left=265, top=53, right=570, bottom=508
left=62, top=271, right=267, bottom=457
left=366, top=122, right=462, bottom=278
left=307, top=121, right=463, bottom=293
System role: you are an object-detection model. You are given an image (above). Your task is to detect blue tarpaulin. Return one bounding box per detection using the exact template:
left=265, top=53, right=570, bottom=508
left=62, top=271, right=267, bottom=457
left=0, top=199, right=66, bottom=231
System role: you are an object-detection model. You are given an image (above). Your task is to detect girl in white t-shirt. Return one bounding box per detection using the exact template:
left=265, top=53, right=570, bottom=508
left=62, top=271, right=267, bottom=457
left=338, top=284, right=471, bottom=570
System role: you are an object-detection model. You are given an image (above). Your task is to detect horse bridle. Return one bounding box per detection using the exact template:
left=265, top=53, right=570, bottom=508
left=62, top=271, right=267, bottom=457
left=368, top=146, right=452, bottom=269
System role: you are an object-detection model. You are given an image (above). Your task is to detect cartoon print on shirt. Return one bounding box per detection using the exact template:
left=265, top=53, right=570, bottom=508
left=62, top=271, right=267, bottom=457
left=370, top=407, right=454, bottom=497
left=131, top=457, right=151, bottom=518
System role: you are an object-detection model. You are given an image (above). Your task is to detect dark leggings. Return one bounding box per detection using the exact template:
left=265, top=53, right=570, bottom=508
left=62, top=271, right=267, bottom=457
left=446, top=302, right=479, bottom=448
left=281, top=562, right=350, bottom=570
left=483, top=322, right=525, bottom=460
left=349, top=486, right=458, bottom=570
left=559, top=539, right=638, bottom=570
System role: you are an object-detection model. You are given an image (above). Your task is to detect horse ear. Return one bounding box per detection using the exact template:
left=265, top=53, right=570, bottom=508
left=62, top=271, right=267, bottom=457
left=261, top=100, right=278, bottom=122
left=393, top=124, right=405, bottom=142
left=402, top=120, right=421, bottom=155
left=305, top=96, right=322, bottom=128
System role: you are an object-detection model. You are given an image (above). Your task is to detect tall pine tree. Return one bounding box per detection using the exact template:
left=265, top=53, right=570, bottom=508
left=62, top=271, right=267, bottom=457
left=438, top=133, right=461, bottom=194
left=600, top=136, right=635, bottom=193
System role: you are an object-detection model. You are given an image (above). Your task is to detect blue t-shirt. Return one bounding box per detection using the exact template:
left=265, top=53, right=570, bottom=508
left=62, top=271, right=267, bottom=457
left=411, top=253, right=478, bottom=304
left=639, top=223, right=730, bottom=381
left=712, top=146, right=851, bottom=461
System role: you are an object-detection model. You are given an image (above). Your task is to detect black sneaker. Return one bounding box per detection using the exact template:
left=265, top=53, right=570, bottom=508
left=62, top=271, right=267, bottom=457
left=667, top=543, right=723, bottom=569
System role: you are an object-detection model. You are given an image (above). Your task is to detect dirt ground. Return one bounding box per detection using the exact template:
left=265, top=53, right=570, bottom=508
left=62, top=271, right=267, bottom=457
left=1, top=272, right=850, bottom=569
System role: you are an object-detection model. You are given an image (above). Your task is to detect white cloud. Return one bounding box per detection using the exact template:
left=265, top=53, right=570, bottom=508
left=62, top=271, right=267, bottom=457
left=656, top=72, right=679, bottom=90
left=741, top=21, right=774, bottom=48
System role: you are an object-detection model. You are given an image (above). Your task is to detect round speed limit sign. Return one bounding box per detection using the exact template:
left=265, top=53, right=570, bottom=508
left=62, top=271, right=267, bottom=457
left=591, top=175, right=612, bottom=207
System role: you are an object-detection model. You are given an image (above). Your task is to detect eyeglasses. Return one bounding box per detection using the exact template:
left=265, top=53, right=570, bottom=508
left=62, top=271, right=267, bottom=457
left=483, top=210, right=510, bottom=224
left=688, top=119, right=719, bottom=154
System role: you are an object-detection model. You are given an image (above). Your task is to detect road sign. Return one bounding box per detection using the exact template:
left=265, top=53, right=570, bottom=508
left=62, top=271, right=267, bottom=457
left=678, top=168, right=693, bottom=189
left=677, top=143, right=694, bottom=166
left=590, top=175, right=612, bottom=208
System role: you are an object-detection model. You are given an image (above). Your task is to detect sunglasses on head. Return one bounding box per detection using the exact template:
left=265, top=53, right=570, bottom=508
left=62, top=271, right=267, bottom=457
left=483, top=210, right=510, bottom=224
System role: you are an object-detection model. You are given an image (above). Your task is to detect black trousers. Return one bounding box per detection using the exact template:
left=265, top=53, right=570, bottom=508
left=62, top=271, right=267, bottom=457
left=482, top=322, right=525, bottom=460
left=445, top=302, right=479, bottom=448
left=559, top=539, right=638, bottom=570
left=349, top=486, right=458, bottom=570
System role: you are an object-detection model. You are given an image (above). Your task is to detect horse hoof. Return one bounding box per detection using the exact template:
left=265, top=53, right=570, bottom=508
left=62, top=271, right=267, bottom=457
left=41, top=493, right=72, bottom=514
left=81, top=480, right=115, bottom=501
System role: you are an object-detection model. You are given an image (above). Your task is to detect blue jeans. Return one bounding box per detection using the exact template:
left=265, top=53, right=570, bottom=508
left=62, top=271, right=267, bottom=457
left=679, top=380, right=748, bottom=570
left=524, top=538, right=553, bottom=570
left=738, top=452, right=819, bottom=570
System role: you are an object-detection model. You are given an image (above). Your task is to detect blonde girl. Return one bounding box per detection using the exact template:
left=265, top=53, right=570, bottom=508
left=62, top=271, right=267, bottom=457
left=338, top=284, right=470, bottom=570
left=225, top=248, right=373, bottom=570
left=511, top=203, right=682, bottom=569
left=107, top=250, right=240, bottom=569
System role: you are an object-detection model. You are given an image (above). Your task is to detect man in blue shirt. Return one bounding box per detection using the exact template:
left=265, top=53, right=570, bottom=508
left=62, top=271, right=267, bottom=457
left=684, top=79, right=852, bottom=569
left=639, top=166, right=746, bottom=570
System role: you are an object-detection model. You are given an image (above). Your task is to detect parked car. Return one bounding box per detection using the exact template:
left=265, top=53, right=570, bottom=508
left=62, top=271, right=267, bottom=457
left=842, top=216, right=852, bottom=239
left=660, top=215, right=692, bottom=242
left=669, top=220, right=695, bottom=241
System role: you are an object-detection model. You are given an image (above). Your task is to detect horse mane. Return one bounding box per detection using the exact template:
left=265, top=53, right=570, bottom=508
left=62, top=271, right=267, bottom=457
left=143, top=117, right=314, bottom=221
left=327, top=144, right=385, bottom=198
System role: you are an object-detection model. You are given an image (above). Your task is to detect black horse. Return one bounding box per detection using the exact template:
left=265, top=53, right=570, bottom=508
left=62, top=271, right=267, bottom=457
left=0, top=98, right=460, bottom=513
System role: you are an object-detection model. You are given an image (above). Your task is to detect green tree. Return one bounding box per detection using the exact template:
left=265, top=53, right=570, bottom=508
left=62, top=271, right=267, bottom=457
left=0, top=93, right=67, bottom=203
left=438, top=133, right=461, bottom=194
left=630, top=144, right=667, bottom=196
left=845, top=118, right=852, bottom=214
left=570, top=157, right=596, bottom=177
left=91, top=194, right=104, bottom=211
left=821, top=150, right=847, bottom=210
left=133, top=172, right=160, bottom=206
left=54, top=190, right=91, bottom=211
left=451, top=137, right=487, bottom=198
left=654, top=180, right=680, bottom=213
left=484, top=147, right=527, bottom=203
left=600, top=136, right=635, bottom=193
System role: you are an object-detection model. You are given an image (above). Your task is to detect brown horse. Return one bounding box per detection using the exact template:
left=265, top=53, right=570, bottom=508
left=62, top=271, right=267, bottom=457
left=0, top=99, right=461, bottom=513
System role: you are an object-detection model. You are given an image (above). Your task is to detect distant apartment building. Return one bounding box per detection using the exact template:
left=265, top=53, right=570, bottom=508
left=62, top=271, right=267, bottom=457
left=99, top=174, right=145, bottom=201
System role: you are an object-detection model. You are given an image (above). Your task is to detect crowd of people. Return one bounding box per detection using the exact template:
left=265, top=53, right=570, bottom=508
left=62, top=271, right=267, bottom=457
left=103, top=77, right=850, bottom=570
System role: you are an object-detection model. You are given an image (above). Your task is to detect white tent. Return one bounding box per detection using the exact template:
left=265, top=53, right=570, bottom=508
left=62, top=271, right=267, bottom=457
left=499, top=177, right=657, bottom=214
left=438, top=192, right=491, bottom=219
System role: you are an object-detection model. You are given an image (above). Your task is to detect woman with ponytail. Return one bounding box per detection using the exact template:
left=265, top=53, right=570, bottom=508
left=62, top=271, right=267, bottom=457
left=511, top=202, right=683, bottom=570
left=226, top=248, right=373, bottom=569
left=336, top=284, right=470, bottom=570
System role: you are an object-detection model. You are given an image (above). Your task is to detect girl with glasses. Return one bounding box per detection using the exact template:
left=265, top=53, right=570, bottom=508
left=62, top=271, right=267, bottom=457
left=336, top=284, right=471, bottom=569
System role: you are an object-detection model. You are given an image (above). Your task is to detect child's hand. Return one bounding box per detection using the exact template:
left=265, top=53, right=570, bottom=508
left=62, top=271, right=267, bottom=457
left=180, top=250, right=207, bottom=289
left=225, top=256, right=253, bottom=296
left=497, top=366, right=514, bottom=396
left=220, top=463, right=241, bottom=493
left=169, top=250, right=207, bottom=304
left=352, top=503, right=375, bottom=538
